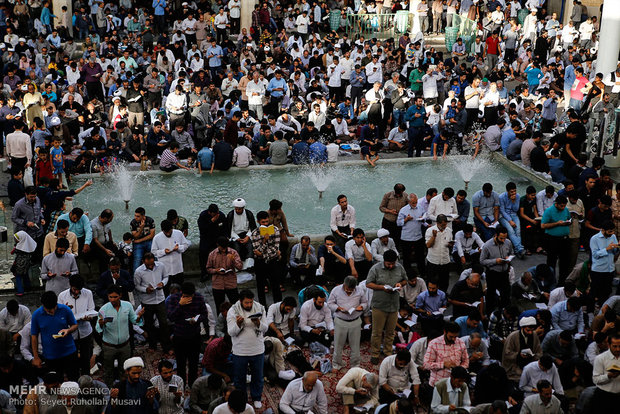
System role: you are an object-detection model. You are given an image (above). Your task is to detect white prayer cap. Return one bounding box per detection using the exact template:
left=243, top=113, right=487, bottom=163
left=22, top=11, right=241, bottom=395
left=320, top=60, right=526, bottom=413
left=123, top=356, right=144, bottom=370
left=519, top=316, right=537, bottom=327
left=59, top=382, right=80, bottom=396
left=232, top=198, right=246, bottom=208
left=377, top=228, right=390, bottom=238
left=50, top=116, right=61, bottom=126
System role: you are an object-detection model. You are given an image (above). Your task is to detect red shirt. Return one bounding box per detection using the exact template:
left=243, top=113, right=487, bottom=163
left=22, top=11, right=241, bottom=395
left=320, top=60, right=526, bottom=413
left=486, top=36, right=500, bottom=55
left=36, top=159, right=54, bottom=180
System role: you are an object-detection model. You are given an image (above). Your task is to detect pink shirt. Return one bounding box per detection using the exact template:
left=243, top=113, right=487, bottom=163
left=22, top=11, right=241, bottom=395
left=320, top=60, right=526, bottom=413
left=570, top=76, right=588, bottom=100
left=423, top=335, right=469, bottom=386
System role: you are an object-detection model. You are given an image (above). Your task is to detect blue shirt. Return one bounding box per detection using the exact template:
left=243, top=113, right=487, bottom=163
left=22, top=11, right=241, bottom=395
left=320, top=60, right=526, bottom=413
left=456, top=198, right=470, bottom=222
left=396, top=204, right=424, bottom=241
left=95, top=300, right=141, bottom=345
left=550, top=300, right=584, bottom=332
left=349, top=71, right=366, bottom=88
left=152, top=0, right=166, bottom=15
left=542, top=97, right=557, bottom=121
left=564, top=65, right=576, bottom=91
left=338, top=102, right=354, bottom=120
left=549, top=159, right=566, bottom=183
left=455, top=315, right=488, bottom=338
left=54, top=212, right=93, bottom=244
left=197, top=147, right=214, bottom=169
left=415, top=290, right=447, bottom=313
left=472, top=190, right=500, bottom=220
left=292, top=141, right=309, bottom=164
left=267, top=77, right=288, bottom=98
left=30, top=304, right=77, bottom=359
left=206, top=45, right=223, bottom=67
left=501, top=128, right=516, bottom=155
left=499, top=192, right=520, bottom=220
left=524, top=67, right=543, bottom=86
left=406, top=105, right=426, bottom=128
left=590, top=232, right=619, bottom=273
left=308, top=142, right=327, bottom=164
left=541, top=205, right=570, bottom=237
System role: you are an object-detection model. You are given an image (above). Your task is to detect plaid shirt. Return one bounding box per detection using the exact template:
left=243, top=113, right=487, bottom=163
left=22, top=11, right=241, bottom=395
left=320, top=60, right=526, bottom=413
left=423, top=335, right=469, bottom=386
left=488, top=310, right=518, bottom=342
left=251, top=226, right=280, bottom=262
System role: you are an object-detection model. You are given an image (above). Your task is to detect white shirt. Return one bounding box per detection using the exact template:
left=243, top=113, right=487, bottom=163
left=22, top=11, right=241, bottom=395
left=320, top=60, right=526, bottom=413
left=228, top=0, right=241, bottom=18
left=345, top=239, right=371, bottom=262
left=536, top=190, right=557, bottom=216
left=134, top=262, right=168, bottom=305
left=365, top=61, right=383, bottom=83
left=547, top=287, right=578, bottom=309
left=299, top=300, right=334, bottom=332
left=0, top=305, right=31, bottom=333
left=181, top=17, right=197, bottom=34
left=425, top=225, right=453, bottom=265
left=410, top=336, right=428, bottom=366
left=332, top=118, right=348, bottom=136
left=330, top=204, right=356, bottom=231
left=453, top=231, right=484, bottom=257
left=430, top=378, right=471, bottom=414
left=422, top=72, right=443, bottom=99
left=266, top=302, right=296, bottom=336
left=327, top=63, right=343, bottom=87
left=427, top=194, right=458, bottom=224
left=280, top=377, right=328, bottom=414
left=593, top=350, right=620, bottom=393
left=212, top=403, right=255, bottom=414
left=226, top=301, right=268, bottom=356
left=246, top=80, right=265, bottom=105
left=57, top=288, right=96, bottom=339
left=326, top=143, right=339, bottom=162
left=379, top=354, right=421, bottom=392
left=151, top=230, right=190, bottom=276
left=296, top=15, right=310, bottom=34
left=233, top=145, right=252, bottom=168
left=214, top=14, right=229, bottom=29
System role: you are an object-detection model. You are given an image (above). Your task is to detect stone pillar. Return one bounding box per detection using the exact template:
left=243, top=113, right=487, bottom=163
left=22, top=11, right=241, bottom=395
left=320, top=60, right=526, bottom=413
left=595, top=0, right=620, bottom=75
left=240, top=0, right=257, bottom=32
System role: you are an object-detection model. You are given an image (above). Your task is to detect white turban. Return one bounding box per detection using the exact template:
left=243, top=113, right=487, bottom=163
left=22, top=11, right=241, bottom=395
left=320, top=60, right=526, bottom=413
left=123, top=357, right=144, bottom=370
left=519, top=316, right=537, bottom=327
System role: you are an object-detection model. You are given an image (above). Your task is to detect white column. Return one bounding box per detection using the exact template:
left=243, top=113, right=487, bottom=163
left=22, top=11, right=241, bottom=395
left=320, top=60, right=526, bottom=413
left=595, top=0, right=620, bottom=75
left=240, top=0, right=257, bottom=32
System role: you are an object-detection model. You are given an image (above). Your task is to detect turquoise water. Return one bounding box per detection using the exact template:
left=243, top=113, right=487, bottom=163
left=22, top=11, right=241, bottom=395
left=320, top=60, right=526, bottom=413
left=71, top=157, right=548, bottom=243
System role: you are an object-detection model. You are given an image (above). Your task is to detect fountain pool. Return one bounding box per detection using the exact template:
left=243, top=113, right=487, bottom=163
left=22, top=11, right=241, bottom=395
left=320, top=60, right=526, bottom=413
left=71, top=155, right=550, bottom=243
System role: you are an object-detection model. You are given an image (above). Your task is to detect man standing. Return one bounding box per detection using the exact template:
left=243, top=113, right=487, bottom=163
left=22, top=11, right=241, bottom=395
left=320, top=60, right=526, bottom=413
left=166, top=282, right=209, bottom=388
left=330, top=194, right=356, bottom=251
left=541, top=195, right=571, bottom=283
left=206, top=237, right=242, bottom=312
left=279, top=371, right=328, bottom=414
left=480, top=227, right=514, bottom=312
left=96, top=285, right=144, bottom=386
left=40, top=238, right=79, bottom=295
left=133, top=252, right=171, bottom=353
left=398, top=193, right=427, bottom=274
left=198, top=204, right=228, bottom=280
left=366, top=250, right=408, bottom=364
left=423, top=322, right=469, bottom=386
left=96, top=257, right=134, bottom=301
left=151, top=219, right=190, bottom=288
left=90, top=209, right=115, bottom=272
left=590, top=221, right=619, bottom=307
left=12, top=186, right=45, bottom=244
left=406, top=97, right=426, bottom=157
left=130, top=207, right=156, bottom=272
left=592, top=333, right=620, bottom=411
left=425, top=215, right=453, bottom=293
left=251, top=211, right=281, bottom=305
left=5, top=122, right=32, bottom=173
left=379, top=184, right=408, bottom=246
left=328, top=276, right=367, bottom=370
left=427, top=188, right=458, bottom=228
left=57, top=275, right=95, bottom=377
left=30, top=291, right=79, bottom=380
left=227, top=289, right=268, bottom=410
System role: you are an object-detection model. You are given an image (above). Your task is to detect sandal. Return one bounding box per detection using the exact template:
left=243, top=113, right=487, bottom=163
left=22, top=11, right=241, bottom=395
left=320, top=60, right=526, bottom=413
left=280, top=285, right=286, bottom=292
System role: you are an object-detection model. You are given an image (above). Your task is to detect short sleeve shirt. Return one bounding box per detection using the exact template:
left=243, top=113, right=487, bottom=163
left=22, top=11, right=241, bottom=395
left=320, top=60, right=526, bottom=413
left=130, top=216, right=155, bottom=239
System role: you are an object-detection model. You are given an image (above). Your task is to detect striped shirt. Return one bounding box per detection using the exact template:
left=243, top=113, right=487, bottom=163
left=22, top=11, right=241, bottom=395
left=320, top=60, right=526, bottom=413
left=160, top=149, right=178, bottom=168
left=423, top=335, right=469, bottom=386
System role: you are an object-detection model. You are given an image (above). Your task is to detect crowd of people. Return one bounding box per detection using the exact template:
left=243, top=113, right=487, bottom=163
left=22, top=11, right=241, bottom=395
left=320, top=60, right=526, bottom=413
left=1, top=0, right=620, bottom=413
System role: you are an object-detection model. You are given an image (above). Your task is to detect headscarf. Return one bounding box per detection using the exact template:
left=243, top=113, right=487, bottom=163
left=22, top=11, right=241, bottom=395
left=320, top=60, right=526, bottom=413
left=14, top=231, right=36, bottom=253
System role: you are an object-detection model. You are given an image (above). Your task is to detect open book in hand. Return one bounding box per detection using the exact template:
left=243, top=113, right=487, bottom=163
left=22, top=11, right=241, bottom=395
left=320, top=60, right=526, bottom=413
left=77, top=310, right=99, bottom=320
left=248, top=312, right=263, bottom=319
left=503, top=255, right=515, bottom=262
left=314, top=321, right=327, bottom=329
left=259, top=225, right=275, bottom=236
left=488, top=222, right=499, bottom=229
left=185, top=315, right=200, bottom=323
left=384, top=285, right=401, bottom=292
left=607, top=363, right=620, bottom=373
left=432, top=307, right=446, bottom=316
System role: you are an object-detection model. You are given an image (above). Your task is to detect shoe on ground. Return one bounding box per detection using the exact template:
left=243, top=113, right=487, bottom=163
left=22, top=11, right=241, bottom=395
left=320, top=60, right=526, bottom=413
left=253, top=401, right=262, bottom=409
left=370, top=357, right=380, bottom=364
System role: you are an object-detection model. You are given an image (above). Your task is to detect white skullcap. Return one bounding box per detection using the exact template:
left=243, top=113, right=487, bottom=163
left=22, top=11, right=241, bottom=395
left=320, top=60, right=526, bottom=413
left=377, top=228, right=390, bottom=238
left=123, top=357, right=144, bottom=370
left=59, top=382, right=80, bottom=396
left=232, top=198, right=246, bottom=208
left=18, top=38, right=26, bottom=42
left=519, top=316, right=537, bottom=327
left=50, top=116, right=61, bottom=126
left=0, top=43, right=5, bottom=49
